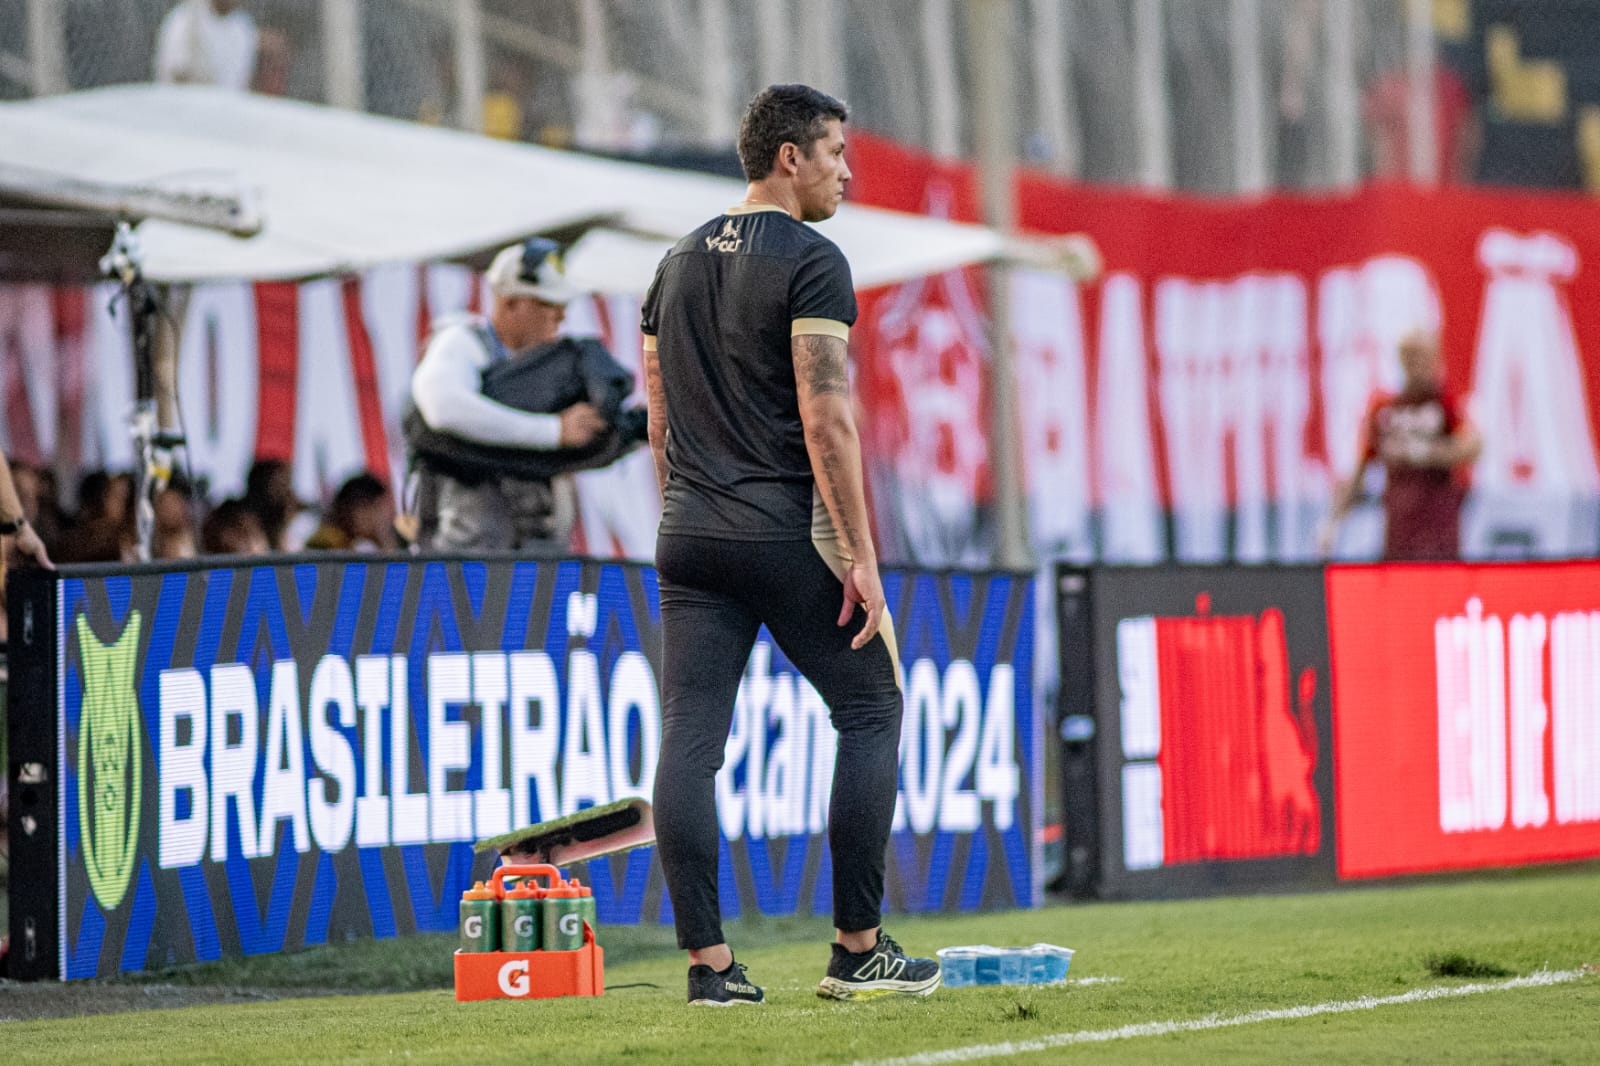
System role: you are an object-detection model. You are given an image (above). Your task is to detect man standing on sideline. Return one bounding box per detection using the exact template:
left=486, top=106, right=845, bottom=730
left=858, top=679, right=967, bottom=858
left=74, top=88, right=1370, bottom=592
left=641, top=84, right=939, bottom=1007
left=1322, top=328, right=1483, bottom=559
left=410, top=238, right=606, bottom=552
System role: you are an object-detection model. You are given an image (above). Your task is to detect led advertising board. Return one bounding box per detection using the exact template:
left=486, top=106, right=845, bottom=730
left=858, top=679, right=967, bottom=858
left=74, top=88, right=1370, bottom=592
left=6, top=557, right=1035, bottom=979
left=1327, top=562, right=1600, bottom=879
left=1058, top=566, right=1336, bottom=899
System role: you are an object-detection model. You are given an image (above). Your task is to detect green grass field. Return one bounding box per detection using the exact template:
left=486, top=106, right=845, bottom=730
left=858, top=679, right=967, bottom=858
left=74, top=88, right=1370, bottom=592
left=4, top=863, right=1598, bottom=1065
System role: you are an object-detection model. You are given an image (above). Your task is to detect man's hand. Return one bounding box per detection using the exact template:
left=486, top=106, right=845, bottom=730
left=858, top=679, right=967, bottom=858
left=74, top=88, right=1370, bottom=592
left=558, top=403, right=607, bottom=447
left=837, top=558, right=885, bottom=651
left=9, top=520, right=53, bottom=570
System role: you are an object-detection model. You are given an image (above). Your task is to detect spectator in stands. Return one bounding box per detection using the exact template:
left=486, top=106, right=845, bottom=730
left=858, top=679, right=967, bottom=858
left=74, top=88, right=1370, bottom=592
left=154, top=0, right=286, bottom=94
left=57, top=470, right=135, bottom=564
left=200, top=498, right=270, bottom=556
left=9, top=461, right=66, bottom=560
left=0, top=448, right=54, bottom=573
left=152, top=474, right=201, bottom=560
left=242, top=458, right=304, bottom=552
left=407, top=238, right=607, bottom=553
left=1322, top=329, right=1483, bottom=560
left=305, top=472, right=397, bottom=552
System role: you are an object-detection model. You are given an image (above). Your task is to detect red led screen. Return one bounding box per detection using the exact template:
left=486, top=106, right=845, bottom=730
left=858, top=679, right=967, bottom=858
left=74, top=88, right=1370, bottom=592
left=1327, top=563, right=1600, bottom=878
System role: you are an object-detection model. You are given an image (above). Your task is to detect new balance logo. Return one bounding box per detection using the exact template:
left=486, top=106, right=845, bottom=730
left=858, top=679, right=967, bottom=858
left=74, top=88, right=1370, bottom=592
left=706, top=219, right=743, bottom=253
left=853, top=952, right=908, bottom=982
left=725, top=980, right=757, bottom=994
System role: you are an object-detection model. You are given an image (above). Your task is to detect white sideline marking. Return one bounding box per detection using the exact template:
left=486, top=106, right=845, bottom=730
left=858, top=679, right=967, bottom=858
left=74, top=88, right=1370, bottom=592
left=847, top=969, right=1590, bottom=1066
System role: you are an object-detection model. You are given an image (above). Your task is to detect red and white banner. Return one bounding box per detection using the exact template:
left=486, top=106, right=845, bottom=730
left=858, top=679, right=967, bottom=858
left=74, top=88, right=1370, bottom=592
left=1327, top=563, right=1600, bottom=878
left=847, top=132, right=1600, bottom=564
left=0, top=268, right=659, bottom=559
left=7, top=133, right=1600, bottom=563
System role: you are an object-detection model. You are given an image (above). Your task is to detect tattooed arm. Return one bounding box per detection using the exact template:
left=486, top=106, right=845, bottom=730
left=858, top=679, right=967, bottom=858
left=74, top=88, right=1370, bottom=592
left=643, top=336, right=669, bottom=494
left=793, top=332, right=882, bottom=650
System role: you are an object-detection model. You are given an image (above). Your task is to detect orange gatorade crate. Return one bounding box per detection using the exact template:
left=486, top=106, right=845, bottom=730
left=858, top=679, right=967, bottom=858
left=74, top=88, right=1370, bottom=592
left=453, top=863, right=605, bottom=1003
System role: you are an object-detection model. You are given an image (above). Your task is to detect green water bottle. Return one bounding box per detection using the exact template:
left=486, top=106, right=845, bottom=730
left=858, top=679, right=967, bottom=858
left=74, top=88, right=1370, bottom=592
left=574, top=880, right=597, bottom=940
left=501, top=881, right=542, bottom=953
left=459, top=881, right=499, bottom=953
left=543, top=880, right=584, bottom=951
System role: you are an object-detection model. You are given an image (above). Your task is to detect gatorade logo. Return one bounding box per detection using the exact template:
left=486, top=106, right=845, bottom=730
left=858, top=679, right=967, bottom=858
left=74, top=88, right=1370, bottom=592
left=514, top=915, right=534, bottom=938
left=76, top=611, right=146, bottom=911
left=560, top=913, right=581, bottom=938
left=463, top=916, right=483, bottom=940
left=498, top=959, right=531, bottom=997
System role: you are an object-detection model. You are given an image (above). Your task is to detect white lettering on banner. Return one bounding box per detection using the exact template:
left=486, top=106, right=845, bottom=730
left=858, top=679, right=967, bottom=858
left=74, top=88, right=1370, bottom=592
left=292, top=280, right=371, bottom=505
left=208, top=663, right=261, bottom=860
left=1467, top=230, right=1600, bottom=557
left=894, top=658, right=1020, bottom=837
left=1508, top=615, right=1549, bottom=829
left=154, top=644, right=1024, bottom=860
left=0, top=285, right=60, bottom=458
left=1435, top=599, right=1600, bottom=834
left=1122, top=762, right=1164, bottom=871
left=1011, top=269, right=1092, bottom=557
left=308, top=655, right=358, bottom=851
left=1115, top=619, right=1162, bottom=867
left=1473, top=231, right=1598, bottom=494
left=1551, top=612, right=1600, bottom=824
left=1095, top=274, right=1164, bottom=563
left=1436, top=599, right=1508, bottom=832
left=1116, top=617, right=1161, bottom=760
left=472, top=652, right=512, bottom=839
left=607, top=651, right=660, bottom=803
left=389, top=657, right=429, bottom=846
left=1316, top=256, right=1438, bottom=482
left=509, top=650, right=561, bottom=832
left=803, top=682, right=835, bottom=835
left=357, top=263, right=424, bottom=493
left=353, top=655, right=391, bottom=848
left=1153, top=272, right=1315, bottom=562
left=428, top=653, right=474, bottom=841
left=175, top=283, right=259, bottom=497
left=261, top=659, right=311, bottom=853
left=158, top=669, right=208, bottom=869
left=561, top=649, right=612, bottom=815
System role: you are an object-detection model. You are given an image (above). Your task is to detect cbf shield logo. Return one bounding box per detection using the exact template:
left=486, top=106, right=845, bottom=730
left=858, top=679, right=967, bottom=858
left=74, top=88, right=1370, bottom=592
left=75, top=611, right=144, bottom=911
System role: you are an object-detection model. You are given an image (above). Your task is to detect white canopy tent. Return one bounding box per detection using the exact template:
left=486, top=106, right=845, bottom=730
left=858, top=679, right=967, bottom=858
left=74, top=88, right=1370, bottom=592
left=0, top=84, right=1013, bottom=292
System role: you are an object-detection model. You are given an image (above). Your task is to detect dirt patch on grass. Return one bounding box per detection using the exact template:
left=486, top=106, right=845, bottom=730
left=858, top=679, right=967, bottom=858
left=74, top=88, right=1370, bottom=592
left=0, top=980, right=345, bottom=1023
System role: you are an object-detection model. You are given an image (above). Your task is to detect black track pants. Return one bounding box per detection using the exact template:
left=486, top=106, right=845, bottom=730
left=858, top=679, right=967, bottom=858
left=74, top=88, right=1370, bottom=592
left=652, top=533, right=904, bottom=950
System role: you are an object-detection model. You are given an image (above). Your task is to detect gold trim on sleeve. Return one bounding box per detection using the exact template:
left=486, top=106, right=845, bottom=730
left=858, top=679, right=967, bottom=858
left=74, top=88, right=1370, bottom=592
left=642, top=334, right=657, bottom=351
left=791, top=318, right=850, bottom=341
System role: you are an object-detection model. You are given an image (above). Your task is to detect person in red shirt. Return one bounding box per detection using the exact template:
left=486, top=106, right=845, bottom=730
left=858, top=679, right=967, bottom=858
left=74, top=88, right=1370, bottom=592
left=1323, top=329, right=1483, bottom=560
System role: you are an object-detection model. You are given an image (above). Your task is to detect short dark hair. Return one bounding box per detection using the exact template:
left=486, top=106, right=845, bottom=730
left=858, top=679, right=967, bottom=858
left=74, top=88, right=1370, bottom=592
left=737, top=84, right=849, bottom=182
left=329, top=472, right=389, bottom=522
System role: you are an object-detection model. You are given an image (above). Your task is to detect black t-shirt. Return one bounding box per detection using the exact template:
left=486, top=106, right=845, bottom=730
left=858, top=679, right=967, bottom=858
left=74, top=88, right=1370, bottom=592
left=641, top=205, right=858, bottom=540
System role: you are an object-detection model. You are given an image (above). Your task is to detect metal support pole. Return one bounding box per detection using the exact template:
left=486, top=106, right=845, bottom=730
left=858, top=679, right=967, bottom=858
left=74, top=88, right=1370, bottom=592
left=1030, top=0, right=1081, bottom=176
left=755, top=0, right=789, bottom=88
left=700, top=0, right=737, bottom=146
left=1132, top=0, right=1173, bottom=188
left=806, top=0, right=846, bottom=98
left=966, top=0, right=1030, bottom=569
left=454, top=0, right=486, bottom=133
left=574, top=0, right=617, bottom=148
left=1405, top=0, right=1439, bottom=183
left=923, top=0, right=962, bottom=158
left=25, top=0, right=67, bottom=96
left=1230, top=0, right=1268, bottom=193
left=321, top=0, right=365, bottom=111
left=1324, top=0, right=1360, bottom=186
